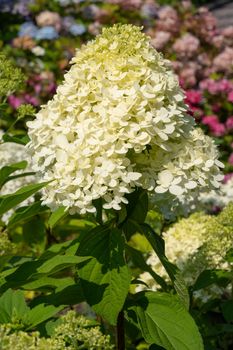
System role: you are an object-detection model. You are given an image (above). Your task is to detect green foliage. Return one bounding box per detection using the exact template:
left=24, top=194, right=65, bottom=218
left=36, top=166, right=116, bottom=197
left=0, top=182, right=49, bottom=216
left=77, top=225, right=131, bottom=325
left=0, top=289, right=62, bottom=329
left=129, top=291, right=203, bottom=350
left=0, top=161, right=28, bottom=188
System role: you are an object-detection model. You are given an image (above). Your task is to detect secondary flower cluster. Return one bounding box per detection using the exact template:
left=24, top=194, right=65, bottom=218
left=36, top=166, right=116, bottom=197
left=139, top=204, right=233, bottom=301
left=0, top=310, right=113, bottom=350
left=27, top=24, right=224, bottom=215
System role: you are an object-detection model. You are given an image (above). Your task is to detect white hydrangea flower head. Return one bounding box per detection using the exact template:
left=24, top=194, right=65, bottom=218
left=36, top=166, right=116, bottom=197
left=138, top=208, right=233, bottom=301
left=0, top=130, right=36, bottom=222
left=27, top=24, right=223, bottom=215
left=199, top=176, right=233, bottom=210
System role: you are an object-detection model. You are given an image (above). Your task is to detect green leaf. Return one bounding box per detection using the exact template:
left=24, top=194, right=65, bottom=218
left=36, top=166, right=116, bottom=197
left=48, top=206, right=67, bottom=228
left=0, top=161, right=27, bottom=187
left=221, top=300, right=233, bottom=323
left=225, top=248, right=233, bottom=263
left=25, top=303, right=64, bottom=330
left=23, top=217, right=46, bottom=248
left=126, top=244, right=168, bottom=291
left=0, top=182, right=49, bottom=216
left=36, top=255, right=87, bottom=275
left=22, top=276, right=74, bottom=291
left=0, top=254, right=89, bottom=292
left=3, top=133, right=30, bottom=145
left=121, top=189, right=148, bottom=236
left=31, top=283, right=84, bottom=308
left=139, top=223, right=189, bottom=309
left=193, top=270, right=232, bottom=291
left=7, top=201, right=48, bottom=227
left=131, top=291, right=204, bottom=350
left=77, top=225, right=131, bottom=325
left=0, top=289, right=30, bottom=323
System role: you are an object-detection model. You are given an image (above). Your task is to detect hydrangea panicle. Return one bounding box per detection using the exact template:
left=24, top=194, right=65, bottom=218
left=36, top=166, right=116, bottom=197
left=27, top=24, right=224, bottom=215
left=138, top=205, right=233, bottom=301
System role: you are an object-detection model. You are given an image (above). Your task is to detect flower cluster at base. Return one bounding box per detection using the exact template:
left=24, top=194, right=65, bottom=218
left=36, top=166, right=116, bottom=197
left=0, top=310, right=113, bottom=350
left=27, top=24, right=224, bottom=215
left=138, top=204, right=233, bottom=301
left=0, top=130, right=36, bottom=223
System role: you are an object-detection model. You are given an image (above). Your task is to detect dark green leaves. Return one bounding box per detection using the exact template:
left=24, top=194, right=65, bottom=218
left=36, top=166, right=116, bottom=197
left=193, top=269, right=232, bottom=291
left=121, top=189, right=148, bottom=236
left=0, top=241, right=89, bottom=292
left=77, top=225, right=131, bottom=325
left=131, top=291, right=204, bottom=350
left=0, top=182, right=49, bottom=216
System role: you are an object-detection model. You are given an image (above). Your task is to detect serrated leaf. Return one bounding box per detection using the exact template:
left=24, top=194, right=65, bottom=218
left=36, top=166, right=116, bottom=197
left=0, top=182, right=49, bottom=216
left=77, top=226, right=131, bottom=325
left=132, top=291, right=203, bottom=350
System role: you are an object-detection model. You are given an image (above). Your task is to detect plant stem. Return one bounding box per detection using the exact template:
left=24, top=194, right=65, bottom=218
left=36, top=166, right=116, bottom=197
left=117, top=310, right=125, bottom=350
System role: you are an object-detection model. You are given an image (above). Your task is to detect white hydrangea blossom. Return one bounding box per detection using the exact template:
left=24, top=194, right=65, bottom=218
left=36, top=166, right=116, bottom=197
left=138, top=210, right=233, bottom=301
left=200, top=176, right=233, bottom=209
left=0, top=131, right=36, bottom=222
left=27, top=24, right=223, bottom=215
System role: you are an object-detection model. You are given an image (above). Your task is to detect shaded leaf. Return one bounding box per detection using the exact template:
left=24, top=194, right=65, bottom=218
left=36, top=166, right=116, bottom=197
left=77, top=225, right=131, bottom=325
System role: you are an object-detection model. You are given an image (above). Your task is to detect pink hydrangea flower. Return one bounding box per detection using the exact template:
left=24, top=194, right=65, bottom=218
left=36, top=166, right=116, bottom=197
left=226, top=116, right=233, bottom=131
left=213, top=47, right=233, bottom=73
left=156, top=6, right=179, bottom=33
left=228, top=91, right=233, bottom=102
left=222, top=26, right=233, bottom=39
left=202, top=115, right=226, bottom=136
left=36, top=11, right=61, bottom=32
left=150, top=31, right=171, bottom=50
left=173, top=33, right=200, bottom=58
left=223, top=173, right=233, bottom=183
left=185, top=90, right=202, bottom=105
left=8, top=95, right=23, bottom=109
left=228, top=153, right=233, bottom=165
